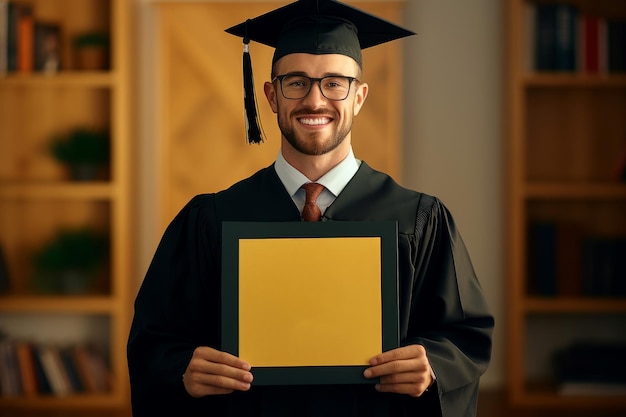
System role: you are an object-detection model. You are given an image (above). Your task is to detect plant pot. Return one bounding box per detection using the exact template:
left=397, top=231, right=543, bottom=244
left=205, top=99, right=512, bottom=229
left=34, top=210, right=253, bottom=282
left=32, top=269, right=94, bottom=294
left=74, top=47, right=108, bottom=70
left=60, top=270, right=93, bottom=294
left=69, top=163, right=100, bottom=181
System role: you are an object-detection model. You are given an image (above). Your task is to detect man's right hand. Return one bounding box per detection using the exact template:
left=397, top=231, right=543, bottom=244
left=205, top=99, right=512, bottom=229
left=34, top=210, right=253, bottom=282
left=183, top=346, right=253, bottom=397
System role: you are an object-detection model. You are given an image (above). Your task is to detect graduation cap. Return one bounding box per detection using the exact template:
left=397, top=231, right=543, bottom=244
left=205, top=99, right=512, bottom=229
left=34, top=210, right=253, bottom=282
left=225, top=0, right=416, bottom=144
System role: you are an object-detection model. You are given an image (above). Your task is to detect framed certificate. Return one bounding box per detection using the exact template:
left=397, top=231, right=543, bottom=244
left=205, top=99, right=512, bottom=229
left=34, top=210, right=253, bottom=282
left=221, top=221, right=399, bottom=385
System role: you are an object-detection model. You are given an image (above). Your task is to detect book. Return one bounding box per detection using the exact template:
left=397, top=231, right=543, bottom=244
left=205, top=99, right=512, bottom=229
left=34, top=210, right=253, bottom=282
left=582, top=237, right=626, bottom=296
left=59, top=347, right=84, bottom=393
left=0, top=1, right=7, bottom=74
left=16, top=3, right=33, bottom=72
left=607, top=20, right=626, bottom=73
left=0, top=339, right=21, bottom=396
left=528, top=221, right=557, bottom=296
left=534, top=3, right=578, bottom=72
left=72, top=344, right=100, bottom=393
left=555, top=223, right=583, bottom=297
left=14, top=341, right=38, bottom=396
left=6, top=1, right=18, bottom=71
left=31, top=344, right=52, bottom=394
left=38, top=345, right=71, bottom=396
left=579, top=15, right=603, bottom=74
left=555, top=4, right=578, bottom=71
left=86, top=345, right=110, bottom=392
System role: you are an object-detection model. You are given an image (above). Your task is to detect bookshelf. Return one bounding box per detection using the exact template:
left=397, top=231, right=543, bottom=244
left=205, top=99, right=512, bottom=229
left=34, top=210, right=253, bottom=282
left=0, top=0, right=131, bottom=412
left=505, top=0, right=626, bottom=412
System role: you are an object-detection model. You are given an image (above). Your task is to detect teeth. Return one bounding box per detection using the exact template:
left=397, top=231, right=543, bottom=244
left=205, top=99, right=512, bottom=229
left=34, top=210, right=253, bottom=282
left=299, top=117, right=330, bottom=126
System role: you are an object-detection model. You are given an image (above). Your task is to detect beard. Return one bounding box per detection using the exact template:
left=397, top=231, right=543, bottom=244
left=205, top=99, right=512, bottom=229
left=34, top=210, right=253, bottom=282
left=278, top=107, right=353, bottom=156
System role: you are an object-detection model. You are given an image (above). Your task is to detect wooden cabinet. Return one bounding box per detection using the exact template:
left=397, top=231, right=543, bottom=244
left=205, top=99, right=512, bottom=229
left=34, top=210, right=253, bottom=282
left=505, top=0, right=626, bottom=412
left=0, top=0, right=131, bottom=411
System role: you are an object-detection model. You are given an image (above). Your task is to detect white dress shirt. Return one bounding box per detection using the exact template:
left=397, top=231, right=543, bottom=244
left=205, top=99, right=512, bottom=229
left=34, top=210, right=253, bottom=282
left=273, top=148, right=361, bottom=217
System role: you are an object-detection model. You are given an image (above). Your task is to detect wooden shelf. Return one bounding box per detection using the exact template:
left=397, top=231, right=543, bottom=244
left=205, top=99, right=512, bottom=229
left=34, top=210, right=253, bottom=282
left=0, top=183, right=114, bottom=200
left=0, top=72, right=115, bottom=88
left=515, top=390, right=626, bottom=409
left=0, top=393, right=127, bottom=409
left=524, top=183, right=626, bottom=199
left=505, top=0, right=626, bottom=412
left=0, top=295, right=115, bottom=313
left=523, top=297, right=626, bottom=313
left=0, top=0, right=132, bottom=411
left=521, top=73, right=626, bottom=88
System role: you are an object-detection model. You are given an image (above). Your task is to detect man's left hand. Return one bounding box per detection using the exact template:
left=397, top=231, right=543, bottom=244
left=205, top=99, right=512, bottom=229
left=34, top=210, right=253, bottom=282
left=363, top=344, right=434, bottom=397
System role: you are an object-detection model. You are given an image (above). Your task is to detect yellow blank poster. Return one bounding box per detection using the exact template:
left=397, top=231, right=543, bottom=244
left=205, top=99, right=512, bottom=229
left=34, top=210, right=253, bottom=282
left=238, top=237, right=382, bottom=367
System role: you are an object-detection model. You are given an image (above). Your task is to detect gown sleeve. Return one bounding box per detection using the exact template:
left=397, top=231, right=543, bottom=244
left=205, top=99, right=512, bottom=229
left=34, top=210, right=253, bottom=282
left=402, top=197, right=494, bottom=417
left=127, top=194, right=229, bottom=416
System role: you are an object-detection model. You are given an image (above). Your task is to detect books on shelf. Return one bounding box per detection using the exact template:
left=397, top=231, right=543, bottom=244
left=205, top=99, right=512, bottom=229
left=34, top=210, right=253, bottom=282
left=553, top=341, right=626, bottom=396
left=524, top=2, right=626, bottom=74
left=0, top=1, right=62, bottom=74
left=528, top=220, right=626, bottom=297
left=0, top=337, right=111, bottom=398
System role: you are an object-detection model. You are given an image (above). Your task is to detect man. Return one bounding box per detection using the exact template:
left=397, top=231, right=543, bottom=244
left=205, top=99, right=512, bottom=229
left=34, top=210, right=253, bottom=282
left=127, top=1, right=494, bottom=416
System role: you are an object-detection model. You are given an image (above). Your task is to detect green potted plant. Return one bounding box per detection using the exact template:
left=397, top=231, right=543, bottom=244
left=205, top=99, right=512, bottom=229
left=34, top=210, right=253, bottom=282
left=72, top=31, right=109, bottom=70
left=31, top=228, right=108, bottom=294
left=50, top=128, right=110, bottom=181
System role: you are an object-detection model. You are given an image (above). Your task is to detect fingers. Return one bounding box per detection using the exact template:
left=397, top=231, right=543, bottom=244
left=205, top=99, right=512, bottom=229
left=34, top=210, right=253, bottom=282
left=368, top=344, right=426, bottom=366
left=363, top=345, right=432, bottom=397
left=195, top=346, right=251, bottom=371
left=183, top=347, right=254, bottom=398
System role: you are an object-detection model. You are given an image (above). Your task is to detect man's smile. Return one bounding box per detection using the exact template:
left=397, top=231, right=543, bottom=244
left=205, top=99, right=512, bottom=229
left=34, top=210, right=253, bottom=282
left=297, top=116, right=333, bottom=126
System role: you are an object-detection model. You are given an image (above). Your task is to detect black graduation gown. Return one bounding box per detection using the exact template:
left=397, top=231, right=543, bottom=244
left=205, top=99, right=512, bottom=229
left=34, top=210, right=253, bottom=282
left=127, top=162, right=494, bottom=417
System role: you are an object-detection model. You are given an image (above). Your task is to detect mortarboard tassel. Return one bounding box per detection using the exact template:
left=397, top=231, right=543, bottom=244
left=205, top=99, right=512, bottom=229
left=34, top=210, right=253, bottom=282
left=243, top=20, right=265, bottom=144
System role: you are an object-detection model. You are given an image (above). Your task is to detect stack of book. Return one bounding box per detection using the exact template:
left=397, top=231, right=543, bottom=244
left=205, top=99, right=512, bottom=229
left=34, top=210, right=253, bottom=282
left=0, top=337, right=110, bottom=397
left=523, top=2, right=626, bottom=73
left=553, top=342, right=626, bottom=396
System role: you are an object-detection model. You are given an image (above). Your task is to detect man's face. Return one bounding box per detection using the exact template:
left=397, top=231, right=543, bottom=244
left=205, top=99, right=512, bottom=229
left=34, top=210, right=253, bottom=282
left=264, top=53, right=368, bottom=156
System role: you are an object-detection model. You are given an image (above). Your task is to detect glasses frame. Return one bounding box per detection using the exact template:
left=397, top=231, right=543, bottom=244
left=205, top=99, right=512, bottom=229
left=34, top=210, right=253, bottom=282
left=272, top=74, right=359, bottom=101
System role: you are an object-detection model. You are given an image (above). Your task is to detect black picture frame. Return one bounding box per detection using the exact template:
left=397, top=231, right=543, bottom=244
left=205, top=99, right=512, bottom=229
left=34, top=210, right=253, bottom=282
left=34, top=21, right=61, bottom=72
left=221, top=221, right=399, bottom=385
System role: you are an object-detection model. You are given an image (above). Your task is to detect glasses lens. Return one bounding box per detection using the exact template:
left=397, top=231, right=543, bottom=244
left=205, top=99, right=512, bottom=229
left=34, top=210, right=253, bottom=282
left=320, top=76, right=352, bottom=100
left=280, top=76, right=352, bottom=100
left=280, top=75, right=311, bottom=99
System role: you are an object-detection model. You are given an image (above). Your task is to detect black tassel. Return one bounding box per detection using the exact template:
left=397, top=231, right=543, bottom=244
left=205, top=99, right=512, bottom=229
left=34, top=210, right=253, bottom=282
left=243, top=20, right=265, bottom=144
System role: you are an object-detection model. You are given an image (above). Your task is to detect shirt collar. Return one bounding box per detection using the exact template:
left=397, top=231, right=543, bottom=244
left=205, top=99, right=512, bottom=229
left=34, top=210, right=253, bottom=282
left=274, top=148, right=360, bottom=198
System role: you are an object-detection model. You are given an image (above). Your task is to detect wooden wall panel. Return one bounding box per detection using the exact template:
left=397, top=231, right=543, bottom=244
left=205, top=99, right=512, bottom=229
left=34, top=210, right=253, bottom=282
left=156, top=1, right=406, bottom=227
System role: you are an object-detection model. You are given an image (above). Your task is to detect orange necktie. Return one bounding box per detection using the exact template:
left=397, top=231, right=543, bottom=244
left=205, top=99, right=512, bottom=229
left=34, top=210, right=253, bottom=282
left=301, top=183, right=324, bottom=222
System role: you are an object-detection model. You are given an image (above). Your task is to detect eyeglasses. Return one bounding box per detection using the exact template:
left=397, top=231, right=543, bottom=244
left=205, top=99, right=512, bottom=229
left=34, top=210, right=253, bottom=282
left=272, top=74, right=359, bottom=101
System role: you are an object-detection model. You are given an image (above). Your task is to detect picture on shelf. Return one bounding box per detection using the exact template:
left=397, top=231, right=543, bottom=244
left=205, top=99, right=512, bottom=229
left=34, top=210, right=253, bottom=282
left=33, top=22, right=61, bottom=73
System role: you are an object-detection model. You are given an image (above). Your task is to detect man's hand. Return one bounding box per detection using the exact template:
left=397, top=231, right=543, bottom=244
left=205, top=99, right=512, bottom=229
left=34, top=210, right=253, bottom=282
left=183, top=347, right=253, bottom=397
left=363, top=344, right=433, bottom=397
